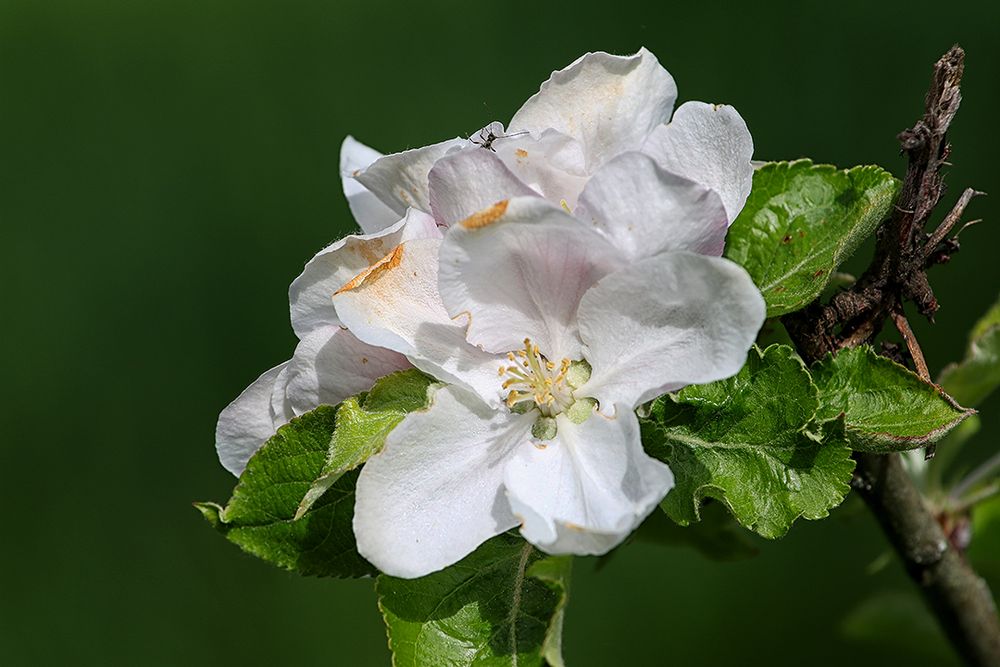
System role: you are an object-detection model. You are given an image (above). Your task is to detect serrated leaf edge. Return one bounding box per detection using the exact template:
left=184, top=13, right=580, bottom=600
left=816, top=346, right=975, bottom=452
left=654, top=344, right=854, bottom=538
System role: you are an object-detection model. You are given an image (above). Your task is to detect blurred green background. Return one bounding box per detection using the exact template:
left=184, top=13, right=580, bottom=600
left=2, top=0, right=998, bottom=664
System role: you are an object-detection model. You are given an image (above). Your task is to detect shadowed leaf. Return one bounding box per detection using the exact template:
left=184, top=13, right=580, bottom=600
left=378, top=534, right=571, bottom=667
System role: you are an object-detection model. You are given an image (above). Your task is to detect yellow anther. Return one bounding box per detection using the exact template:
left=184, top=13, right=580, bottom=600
left=499, top=338, right=576, bottom=418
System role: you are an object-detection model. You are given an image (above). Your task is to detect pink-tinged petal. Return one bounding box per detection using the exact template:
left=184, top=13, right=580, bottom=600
left=332, top=238, right=504, bottom=407
left=504, top=408, right=673, bottom=555
left=216, top=362, right=289, bottom=476
left=284, top=324, right=411, bottom=416
left=578, top=252, right=765, bottom=410
left=340, top=136, right=400, bottom=234
left=575, top=151, right=728, bottom=260
left=353, top=385, right=534, bottom=578
left=509, top=48, right=677, bottom=171
left=492, top=128, right=590, bottom=209
left=428, top=147, right=538, bottom=227
left=354, top=137, right=466, bottom=215
left=289, top=209, right=439, bottom=339
left=438, top=196, right=625, bottom=361
left=643, top=102, right=754, bottom=223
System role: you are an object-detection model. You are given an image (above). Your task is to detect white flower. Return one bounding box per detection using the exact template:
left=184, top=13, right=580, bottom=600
left=334, top=196, right=765, bottom=578
left=218, top=46, right=763, bottom=580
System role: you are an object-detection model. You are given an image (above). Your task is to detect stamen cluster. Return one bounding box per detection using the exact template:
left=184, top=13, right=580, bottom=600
left=500, top=338, right=575, bottom=417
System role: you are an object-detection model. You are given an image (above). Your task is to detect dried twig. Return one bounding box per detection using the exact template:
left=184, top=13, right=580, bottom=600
left=783, top=46, right=1000, bottom=667
left=890, top=308, right=930, bottom=381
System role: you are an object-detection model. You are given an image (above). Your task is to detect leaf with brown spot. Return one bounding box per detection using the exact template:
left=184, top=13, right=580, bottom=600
left=725, top=160, right=899, bottom=317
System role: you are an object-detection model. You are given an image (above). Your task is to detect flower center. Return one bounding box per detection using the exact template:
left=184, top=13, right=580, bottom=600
left=500, top=338, right=575, bottom=418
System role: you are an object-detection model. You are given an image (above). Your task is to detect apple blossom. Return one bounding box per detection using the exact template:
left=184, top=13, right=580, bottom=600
left=334, top=196, right=766, bottom=578
left=219, top=45, right=764, bottom=575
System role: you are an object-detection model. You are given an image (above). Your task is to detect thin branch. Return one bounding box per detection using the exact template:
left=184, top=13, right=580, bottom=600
left=922, top=187, right=981, bottom=263
left=852, top=453, right=1000, bottom=666
left=891, top=308, right=931, bottom=381
left=783, top=45, right=1000, bottom=667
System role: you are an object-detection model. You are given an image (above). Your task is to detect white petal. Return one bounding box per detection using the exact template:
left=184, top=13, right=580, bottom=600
left=504, top=408, right=673, bottom=555
left=574, top=151, right=729, bottom=260
left=340, top=136, right=400, bottom=234
left=332, top=238, right=504, bottom=406
left=509, top=48, right=676, bottom=171
left=643, top=102, right=754, bottom=223
left=284, top=325, right=411, bottom=415
left=288, top=208, right=439, bottom=339
left=438, top=196, right=625, bottom=360
left=492, top=128, right=590, bottom=209
left=428, top=147, right=538, bottom=227
left=269, top=363, right=294, bottom=425
left=215, top=362, right=288, bottom=476
left=577, top=252, right=766, bottom=409
left=354, top=137, right=465, bottom=215
left=353, top=384, right=533, bottom=578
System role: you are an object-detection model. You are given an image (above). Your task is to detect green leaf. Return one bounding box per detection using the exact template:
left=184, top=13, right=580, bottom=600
left=725, top=160, right=899, bottom=316
left=812, top=346, right=973, bottom=452
left=940, top=294, right=1000, bottom=407
left=201, top=406, right=373, bottom=577
left=196, top=369, right=434, bottom=578
left=378, top=534, right=571, bottom=667
left=641, top=345, right=854, bottom=539
left=295, top=369, right=435, bottom=518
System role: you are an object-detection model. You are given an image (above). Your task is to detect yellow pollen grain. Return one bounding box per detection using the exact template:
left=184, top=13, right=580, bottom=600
left=335, top=244, right=405, bottom=294
left=459, top=200, right=509, bottom=229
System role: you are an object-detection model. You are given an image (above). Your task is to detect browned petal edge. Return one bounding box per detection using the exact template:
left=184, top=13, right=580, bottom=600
left=334, top=244, right=405, bottom=295
left=459, top=199, right=509, bottom=229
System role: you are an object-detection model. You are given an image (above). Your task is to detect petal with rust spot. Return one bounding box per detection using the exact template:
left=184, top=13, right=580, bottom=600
left=459, top=200, right=510, bottom=230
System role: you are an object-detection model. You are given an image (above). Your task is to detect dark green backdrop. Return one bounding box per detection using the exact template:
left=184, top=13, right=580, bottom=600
left=2, top=1, right=998, bottom=664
